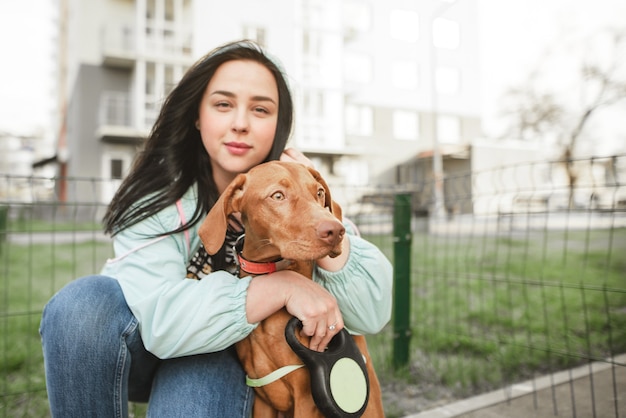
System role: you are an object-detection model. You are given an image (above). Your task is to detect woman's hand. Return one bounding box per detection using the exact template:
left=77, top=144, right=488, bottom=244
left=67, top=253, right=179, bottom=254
left=245, top=270, right=344, bottom=352
left=280, top=148, right=314, bottom=167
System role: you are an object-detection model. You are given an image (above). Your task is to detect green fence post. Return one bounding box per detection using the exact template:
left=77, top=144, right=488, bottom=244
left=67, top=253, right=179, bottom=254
left=393, top=193, right=412, bottom=370
left=0, top=205, right=7, bottom=254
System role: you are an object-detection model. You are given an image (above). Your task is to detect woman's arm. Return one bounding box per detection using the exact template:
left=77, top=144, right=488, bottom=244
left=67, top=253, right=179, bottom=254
left=314, top=233, right=393, bottom=335
left=103, top=194, right=345, bottom=356
left=101, top=204, right=258, bottom=359
left=245, top=269, right=343, bottom=352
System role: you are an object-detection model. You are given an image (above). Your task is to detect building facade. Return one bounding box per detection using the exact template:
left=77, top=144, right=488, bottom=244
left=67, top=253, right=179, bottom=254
left=59, top=0, right=482, bottom=203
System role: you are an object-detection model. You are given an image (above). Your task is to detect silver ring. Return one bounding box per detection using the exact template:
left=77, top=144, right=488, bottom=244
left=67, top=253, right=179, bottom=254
left=328, top=323, right=337, bottom=331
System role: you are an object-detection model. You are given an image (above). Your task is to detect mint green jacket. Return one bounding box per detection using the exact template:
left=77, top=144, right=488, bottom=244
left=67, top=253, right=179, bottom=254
left=101, top=184, right=392, bottom=359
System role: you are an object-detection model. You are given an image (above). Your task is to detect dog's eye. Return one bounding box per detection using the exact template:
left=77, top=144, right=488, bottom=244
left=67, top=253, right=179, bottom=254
left=317, top=188, right=325, bottom=200
left=271, top=191, right=285, bottom=201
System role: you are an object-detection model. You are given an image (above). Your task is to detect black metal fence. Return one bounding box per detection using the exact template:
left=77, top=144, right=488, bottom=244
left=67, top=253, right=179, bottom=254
left=1, top=154, right=625, bottom=417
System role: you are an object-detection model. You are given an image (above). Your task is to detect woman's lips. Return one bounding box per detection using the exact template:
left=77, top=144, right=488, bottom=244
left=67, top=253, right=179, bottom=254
left=225, top=142, right=252, bottom=155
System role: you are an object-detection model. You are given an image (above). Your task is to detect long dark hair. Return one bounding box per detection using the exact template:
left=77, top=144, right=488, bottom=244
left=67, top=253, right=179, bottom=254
left=103, top=40, right=293, bottom=236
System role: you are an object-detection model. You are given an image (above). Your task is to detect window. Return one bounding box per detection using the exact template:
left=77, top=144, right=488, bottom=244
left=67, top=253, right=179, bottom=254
left=390, top=9, right=419, bottom=42
left=345, top=104, right=373, bottom=136
left=435, top=66, right=460, bottom=95
left=302, top=32, right=337, bottom=82
left=391, top=60, right=418, bottom=90
left=164, top=65, right=176, bottom=95
left=343, top=1, right=371, bottom=33
left=146, top=0, right=153, bottom=19
left=344, top=52, right=373, bottom=84
left=392, top=110, right=418, bottom=141
left=110, top=159, right=123, bottom=179
left=164, top=0, right=174, bottom=21
left=335, top=158, right=369, bottom=186
left=145, top=63, right=155, bottom=95
left=243, top=26, right=266, bottom=47
left=303, top=31, right=322, bottom=57
left=303, top=90, right=324, bottom=118
left=433, top=17, right=459, bottom=49
left=302, top=0, right=325, bottom=28
left=437, top=115, right=461, bottom=143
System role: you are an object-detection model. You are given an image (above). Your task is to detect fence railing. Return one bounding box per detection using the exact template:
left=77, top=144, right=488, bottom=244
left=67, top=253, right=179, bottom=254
left=1, top=154, right=625, bottom=417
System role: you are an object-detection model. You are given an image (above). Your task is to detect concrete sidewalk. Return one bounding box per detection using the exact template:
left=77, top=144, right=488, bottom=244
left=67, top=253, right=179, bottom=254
left=405, top=354, right=625, bottom=418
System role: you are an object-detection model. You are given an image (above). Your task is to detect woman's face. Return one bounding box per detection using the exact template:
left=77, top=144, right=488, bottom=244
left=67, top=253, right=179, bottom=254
left=197, top=59, right=279, bottom=193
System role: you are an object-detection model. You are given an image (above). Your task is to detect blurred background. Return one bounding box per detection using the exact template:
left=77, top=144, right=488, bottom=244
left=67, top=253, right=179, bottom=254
left=1, top=2, right=625, bottom=417
left=1, top=0, right=624, bottom=201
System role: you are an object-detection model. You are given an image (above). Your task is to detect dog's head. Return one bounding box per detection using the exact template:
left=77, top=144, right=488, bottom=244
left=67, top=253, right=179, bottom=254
left=199, top=161, right=344, bottom=262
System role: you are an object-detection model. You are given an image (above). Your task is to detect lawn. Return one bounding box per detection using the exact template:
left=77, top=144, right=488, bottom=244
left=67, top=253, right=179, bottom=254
left=365, top=226, right=626, bottom=400
left=1, top=235, right=113, bottom=417
left=1, top=224, right=624, bottom=417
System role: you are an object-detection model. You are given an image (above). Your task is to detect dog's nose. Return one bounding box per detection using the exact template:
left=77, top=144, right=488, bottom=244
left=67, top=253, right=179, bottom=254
left=316, top=220, right=345, bottom=246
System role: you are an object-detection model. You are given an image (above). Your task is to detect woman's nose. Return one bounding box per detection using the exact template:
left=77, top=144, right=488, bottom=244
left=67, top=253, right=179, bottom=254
left=231, top=109, right=249, bottom=133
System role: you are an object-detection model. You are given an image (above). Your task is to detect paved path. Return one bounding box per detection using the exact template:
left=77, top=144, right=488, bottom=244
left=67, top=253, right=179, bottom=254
left=406, top=354, right=625, bottom=418
left=8, top=231, right=110, bottom=244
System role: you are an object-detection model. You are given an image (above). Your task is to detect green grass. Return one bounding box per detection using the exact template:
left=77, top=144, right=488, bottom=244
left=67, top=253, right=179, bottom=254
left=364, top=226, right=626, bottom=399
left=1, top=238, right=114, bottom=417
left=1, top=224, right=625, bottom=416
left=6, top=217, right=101, bottom=234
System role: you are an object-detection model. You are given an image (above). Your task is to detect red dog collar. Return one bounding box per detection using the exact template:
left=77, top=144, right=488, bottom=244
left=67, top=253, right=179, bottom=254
left=237, top=253, right=279, bottom=275
left=234, top=234, right=291, bottom=275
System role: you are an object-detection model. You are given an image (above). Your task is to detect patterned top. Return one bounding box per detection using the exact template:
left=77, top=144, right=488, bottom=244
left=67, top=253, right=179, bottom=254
left=186, top=215, right=244, bottom=279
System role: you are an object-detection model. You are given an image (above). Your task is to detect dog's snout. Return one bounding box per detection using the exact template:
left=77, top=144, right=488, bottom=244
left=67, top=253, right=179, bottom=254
left=316, top=220, right=345, bottom=246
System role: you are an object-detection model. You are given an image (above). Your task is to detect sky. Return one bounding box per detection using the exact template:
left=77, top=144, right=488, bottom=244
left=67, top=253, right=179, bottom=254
left=0, top=0, right=56, bottom=137
left=478, top=0, right=626, bottom=153
left=0, top=0, right=624, bottom=153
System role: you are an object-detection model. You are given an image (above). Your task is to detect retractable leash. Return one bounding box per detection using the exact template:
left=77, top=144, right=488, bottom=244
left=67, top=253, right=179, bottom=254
left=285, top=317, right=370, bottom=418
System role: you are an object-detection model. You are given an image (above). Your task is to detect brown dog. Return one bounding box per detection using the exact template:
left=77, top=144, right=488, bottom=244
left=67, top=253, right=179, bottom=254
left=199, top=161, right=384, bottom=417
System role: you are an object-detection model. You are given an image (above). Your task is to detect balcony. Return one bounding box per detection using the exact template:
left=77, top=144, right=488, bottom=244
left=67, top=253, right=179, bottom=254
left=101, top=24, right=136, bottom=68
left=96, top=91, right=150, bottom=144
left=101, top=22, right=193, bottom=68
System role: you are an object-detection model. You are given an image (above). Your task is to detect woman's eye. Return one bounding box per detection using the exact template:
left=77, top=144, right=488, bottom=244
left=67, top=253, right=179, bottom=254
left=254, top=106, right=269, bottom=114
left=271, top=191, right=285, bottom=201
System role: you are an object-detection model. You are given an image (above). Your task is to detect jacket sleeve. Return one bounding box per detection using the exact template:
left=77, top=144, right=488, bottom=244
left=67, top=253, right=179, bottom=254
left=101, top=203, right=257, bottom=359
left=313, top=232, right=393, bottom=335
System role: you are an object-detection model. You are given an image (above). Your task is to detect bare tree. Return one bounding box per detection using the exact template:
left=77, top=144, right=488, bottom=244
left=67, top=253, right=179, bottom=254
left=502, top=29, right=626, bottom=208
left=502, top=83, right=563, bottom=142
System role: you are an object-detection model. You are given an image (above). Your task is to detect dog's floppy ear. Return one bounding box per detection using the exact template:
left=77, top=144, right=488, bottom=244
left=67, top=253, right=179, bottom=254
left=306, top=166, right=342, bottom=221
left=331, top=200, right=343, bottom=222
left=199, top=174, right=246, bottom=255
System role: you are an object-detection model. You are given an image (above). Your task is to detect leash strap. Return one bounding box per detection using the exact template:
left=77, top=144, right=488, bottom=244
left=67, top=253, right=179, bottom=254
left=175, top=199, right=190, bottom=253
left=106, top=199, right=189, bottom=264
left=245, top=364, right=305, bottom=387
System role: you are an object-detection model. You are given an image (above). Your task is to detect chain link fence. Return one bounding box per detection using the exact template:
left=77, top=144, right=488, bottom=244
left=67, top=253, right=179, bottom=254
left=1, top=154, right=625, bottom=417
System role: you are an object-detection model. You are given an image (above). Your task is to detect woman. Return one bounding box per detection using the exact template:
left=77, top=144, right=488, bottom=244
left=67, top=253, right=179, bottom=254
left=40, top=40, right=392, bottom=417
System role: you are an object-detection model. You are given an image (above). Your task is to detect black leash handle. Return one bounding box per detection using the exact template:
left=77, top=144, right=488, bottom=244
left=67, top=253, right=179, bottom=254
left=285, top=317, right=370, bottom=418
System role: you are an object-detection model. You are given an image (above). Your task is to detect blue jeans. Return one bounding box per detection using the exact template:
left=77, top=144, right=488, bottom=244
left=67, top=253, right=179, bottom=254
left=40, top=275, right=253, bottom=418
